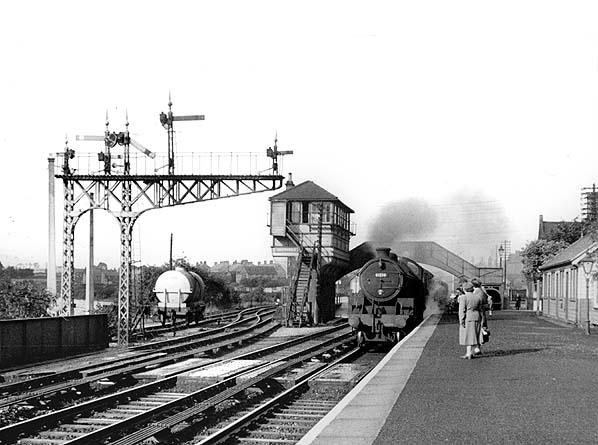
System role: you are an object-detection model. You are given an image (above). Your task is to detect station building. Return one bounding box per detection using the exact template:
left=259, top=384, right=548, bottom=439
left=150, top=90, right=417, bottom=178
left=539, top=234, right=598, bottom=329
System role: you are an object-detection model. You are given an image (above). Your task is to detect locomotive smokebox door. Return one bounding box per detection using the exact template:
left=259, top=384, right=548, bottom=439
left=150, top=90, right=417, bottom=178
left=360, top=257, right=403, bottom=302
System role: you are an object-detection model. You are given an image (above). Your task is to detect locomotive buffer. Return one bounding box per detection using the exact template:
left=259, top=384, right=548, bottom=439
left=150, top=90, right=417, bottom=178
left=53, top=99, right=289, bottom=345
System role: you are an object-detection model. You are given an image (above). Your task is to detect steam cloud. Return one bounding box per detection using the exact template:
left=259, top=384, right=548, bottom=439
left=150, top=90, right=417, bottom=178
left=430, top=189, right=510, bottom=265
left=366, top=189, right=510, bottom=267
left=367, top=198, right=438, bottom=245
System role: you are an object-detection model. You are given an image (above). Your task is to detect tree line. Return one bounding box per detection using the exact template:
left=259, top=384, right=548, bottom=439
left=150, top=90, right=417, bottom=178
left=520, top=220, right=592, bottom=282
left=0, top=264, right=54, bottom=319
left=0, top=258, right=284, bottom=320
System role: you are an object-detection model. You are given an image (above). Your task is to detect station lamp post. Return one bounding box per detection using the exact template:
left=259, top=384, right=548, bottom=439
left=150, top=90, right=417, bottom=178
left=581, top=259, right=594, bottom=335
left=498, top=244, right=507, bottom=309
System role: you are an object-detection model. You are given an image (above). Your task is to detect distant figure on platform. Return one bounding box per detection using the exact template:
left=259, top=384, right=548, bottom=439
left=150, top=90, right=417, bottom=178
left=515, top=296, right=521, bottom=310
left=487, top=293, right=494, bottom=316
left=459, top=281, right=484, bottom=359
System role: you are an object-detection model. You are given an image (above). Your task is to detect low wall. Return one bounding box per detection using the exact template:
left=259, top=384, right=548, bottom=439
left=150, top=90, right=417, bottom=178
left=0, top=314, right=109, bottom=369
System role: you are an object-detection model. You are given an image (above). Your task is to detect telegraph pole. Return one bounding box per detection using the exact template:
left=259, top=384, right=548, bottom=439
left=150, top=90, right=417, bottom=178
left=498, top=241, right=511, bottom=309
left=85, top=194, right=95, bottom=314
left=47, top=155, right=57, bottom=299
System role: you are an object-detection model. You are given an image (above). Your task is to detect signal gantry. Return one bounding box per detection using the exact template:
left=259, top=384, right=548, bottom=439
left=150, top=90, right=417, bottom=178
left=52, top=100, right=289, bottom=345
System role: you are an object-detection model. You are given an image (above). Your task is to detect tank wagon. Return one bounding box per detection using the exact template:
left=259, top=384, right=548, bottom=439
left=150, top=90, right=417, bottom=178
left=349, top=247, right=432, bottom=345
left=153, top=267, right=206, bottom=325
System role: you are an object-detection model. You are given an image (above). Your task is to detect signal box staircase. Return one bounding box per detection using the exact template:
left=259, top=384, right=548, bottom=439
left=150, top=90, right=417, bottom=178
left=286, top=223, right=321, bottom=327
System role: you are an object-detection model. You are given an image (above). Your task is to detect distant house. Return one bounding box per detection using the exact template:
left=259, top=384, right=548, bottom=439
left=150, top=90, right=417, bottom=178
left=235, top=263, right=281, bottom=283
left=73, top=263, right=119, bottom=287
left=211, top=261, right=231, bottom=274
left=210, top=259, right=285, bottom=284
left=538, top=215, right=585, bottom=242
left=539, top=234, right=598, bottom=327
left=538, top=215, right=568, bottom=240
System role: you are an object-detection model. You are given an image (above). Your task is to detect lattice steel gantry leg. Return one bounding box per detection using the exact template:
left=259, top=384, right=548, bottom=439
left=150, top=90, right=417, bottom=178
left=117, top=178, right=137, bottom=346
left=117, top=215, right=136, bottom=345
left=60, top=179, right=78, bottom=316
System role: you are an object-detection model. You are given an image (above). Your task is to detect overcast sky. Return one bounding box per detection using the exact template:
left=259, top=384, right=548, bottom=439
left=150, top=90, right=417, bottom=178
left=2, top=1, right=598, bottom=269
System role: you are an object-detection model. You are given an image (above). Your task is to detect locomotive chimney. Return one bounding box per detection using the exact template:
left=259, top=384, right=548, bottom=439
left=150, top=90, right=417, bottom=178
left=375, top=247, right=392, bottom=259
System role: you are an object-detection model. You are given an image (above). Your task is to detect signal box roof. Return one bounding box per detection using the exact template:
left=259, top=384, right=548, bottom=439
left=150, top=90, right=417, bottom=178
left=270, top=180, right=354, bottom=213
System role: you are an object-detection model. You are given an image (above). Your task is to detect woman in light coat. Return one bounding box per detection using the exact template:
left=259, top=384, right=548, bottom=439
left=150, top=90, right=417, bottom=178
left=459, top=281, right=484, bottom=359
left=471, top=278, right=490, bottom=355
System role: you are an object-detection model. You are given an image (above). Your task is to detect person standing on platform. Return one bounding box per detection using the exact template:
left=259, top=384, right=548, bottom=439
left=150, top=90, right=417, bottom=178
left=471, top=278, right=489, bottom=355
left=450, top=288, right=464, bottom=314
left=487, top=292, right=494, bottom=316
left=459, top=281, right=484, bottom=359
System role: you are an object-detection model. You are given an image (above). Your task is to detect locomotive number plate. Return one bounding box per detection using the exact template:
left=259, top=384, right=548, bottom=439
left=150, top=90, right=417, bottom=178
left=375, top=273, right=387, bottom=277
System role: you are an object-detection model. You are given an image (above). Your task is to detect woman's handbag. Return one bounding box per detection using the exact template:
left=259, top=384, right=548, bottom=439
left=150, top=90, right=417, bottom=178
left=482, top=327, right=490, bottom=343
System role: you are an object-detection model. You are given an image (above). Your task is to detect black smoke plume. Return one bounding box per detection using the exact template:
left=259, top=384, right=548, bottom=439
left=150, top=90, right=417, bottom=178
left=367, top=198, right=438, bottom=245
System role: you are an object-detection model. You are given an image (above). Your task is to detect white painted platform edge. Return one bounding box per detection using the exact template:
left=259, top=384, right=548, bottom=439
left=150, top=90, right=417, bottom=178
left=297, top=313, right=442, bottom=445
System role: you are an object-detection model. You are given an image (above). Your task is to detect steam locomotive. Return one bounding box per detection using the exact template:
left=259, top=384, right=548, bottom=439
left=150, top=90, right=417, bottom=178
left=153, top=267, right=206, bottom=325
left=348, top=247, right=432, bottom=345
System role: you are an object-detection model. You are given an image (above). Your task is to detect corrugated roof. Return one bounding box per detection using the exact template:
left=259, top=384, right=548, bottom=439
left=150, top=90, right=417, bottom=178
left=539, top=235, right=595, bottom=270
left=270, top=180, right=354, bottom=212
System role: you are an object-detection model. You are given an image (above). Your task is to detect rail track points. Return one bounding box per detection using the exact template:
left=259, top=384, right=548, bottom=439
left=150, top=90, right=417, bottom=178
left=0, top=324, right=354, bottom=444
left=0, top=311, right=430, bottom=445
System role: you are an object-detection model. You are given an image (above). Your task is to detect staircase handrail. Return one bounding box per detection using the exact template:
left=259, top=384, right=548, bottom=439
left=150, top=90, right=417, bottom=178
left=297, top=244, right=318, bottom=327
left=286, top=248, right=304, bottom=326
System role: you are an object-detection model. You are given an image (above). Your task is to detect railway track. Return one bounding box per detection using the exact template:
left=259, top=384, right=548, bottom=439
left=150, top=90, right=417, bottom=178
left=0, top=307, right=267, bottom=385
left=0, top=309, right=276, bottom=414
left=0, top=324, right=353, bottom=445
left=136, top=306, right=273, bottom=340
left=189, top=348, right=383, bottom=444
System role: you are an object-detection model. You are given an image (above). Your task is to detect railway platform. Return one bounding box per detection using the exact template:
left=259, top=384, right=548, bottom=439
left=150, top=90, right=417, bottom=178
left=300, top=310, right=598, bottom=445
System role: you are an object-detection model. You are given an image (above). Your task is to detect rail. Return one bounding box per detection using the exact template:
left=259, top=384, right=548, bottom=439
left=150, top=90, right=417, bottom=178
left=0, top=324, right=351, bottom=444
left=197, top=345, right=363, bottom=444
left=0, top=309, right=276, bottom=408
